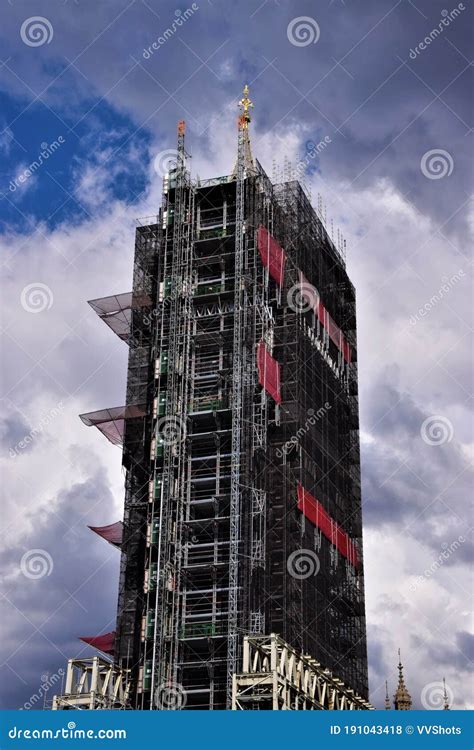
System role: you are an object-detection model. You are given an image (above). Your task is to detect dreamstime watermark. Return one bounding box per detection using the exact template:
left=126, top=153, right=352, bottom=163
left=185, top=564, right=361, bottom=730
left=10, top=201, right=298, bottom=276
left=8, top=725, right=127, bottom=740
left=153, top=148, right=185, bottom=178
left=409, top=5, right=466, bottom=59
left=20, top=16, right=54, bottom=47
left=144, top=298, right=170, bottom=327
left=22, top=669, right=65, bottom=710
left=155, top=681, right=186, bottom=709
left=420, top=415, right=454, bottom=446
left=409, top=269, right=465, bottom=325
left=142, top=5, right=199, bottom=59
left=287, top=549, right=320, bottom=579
left=10, top=402, right=64, bottom=458
left=156, top=415, right=186, bottom=446
left=409, top=535, right=465, bottom=592
left=143, top=280, right=185, bottom=326
left=293, top=137, right=332, bottom=180
left=421, top=681, right=454, bottom=710
left=9, top=137, right=65, bottom=193
left=287, top=16, right=320, bottom=47
left=420, top=149, right=454, bottom=180
left=20, top=283, right=54, bottom=313
left=20, top=549, right=54, bottom=580
left=287, top=279, right=319, bottom=314
left=276, top=403, right=331, bottom=458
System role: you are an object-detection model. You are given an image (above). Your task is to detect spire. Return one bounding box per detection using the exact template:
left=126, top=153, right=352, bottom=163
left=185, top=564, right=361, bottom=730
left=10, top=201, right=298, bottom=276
left=393, top=649, right=412, bottom=710
left=443, top=678, right=450, bottom=710
left=384, top=680, right=391, bottom=710
left=238, top=84, right=253, bottom=130
left=232, top=84, right=256, bottom=176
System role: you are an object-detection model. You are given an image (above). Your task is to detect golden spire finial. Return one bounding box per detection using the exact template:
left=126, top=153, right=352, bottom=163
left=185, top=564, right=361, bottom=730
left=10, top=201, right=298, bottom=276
left=238, top=84, right=253, bottom=130
left=394, top=648, right=412, bottom=710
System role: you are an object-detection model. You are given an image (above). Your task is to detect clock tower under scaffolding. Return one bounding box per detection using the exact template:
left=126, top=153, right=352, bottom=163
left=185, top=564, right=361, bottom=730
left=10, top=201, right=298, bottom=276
left=54, top=86, right=370, bottom=711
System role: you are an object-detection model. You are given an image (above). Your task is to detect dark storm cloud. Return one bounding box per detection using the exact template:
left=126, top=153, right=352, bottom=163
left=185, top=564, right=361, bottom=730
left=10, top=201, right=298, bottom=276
left=413, top=630, right=474, bottom=674
left=0, top=0, right=471, bottom=237
left=0, top=469, right=120, bottom=709
left=360, top=373, right=472, bottom=574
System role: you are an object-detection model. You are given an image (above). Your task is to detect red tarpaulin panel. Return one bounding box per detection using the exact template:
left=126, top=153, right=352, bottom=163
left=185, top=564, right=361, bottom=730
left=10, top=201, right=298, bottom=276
left=297, top=483, right=359, bottom=568
left=298, top=270, right=352, bottom=365
left=257, top=226, right=286, bottom=287
left=342, top=338, right=352, bottom=365
left=79, top=631, right=115, bottom=655
left=88, top=521, right=123, bottom=548
left=257, top=341, right=282, bottom=404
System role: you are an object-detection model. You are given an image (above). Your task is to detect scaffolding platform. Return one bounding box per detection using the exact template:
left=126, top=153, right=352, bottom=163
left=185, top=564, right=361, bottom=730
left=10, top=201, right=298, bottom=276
left=52, top=657, right=130, bottom=710
left=232, top=634, right=372, bottom=710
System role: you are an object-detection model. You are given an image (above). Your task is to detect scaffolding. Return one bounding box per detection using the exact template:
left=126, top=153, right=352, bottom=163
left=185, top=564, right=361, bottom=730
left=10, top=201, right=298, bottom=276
left=54, top=86, right=368, bottom=711
left=52, top=657, right=130, bottom=710
left=232, top=634, right=372, bottom=710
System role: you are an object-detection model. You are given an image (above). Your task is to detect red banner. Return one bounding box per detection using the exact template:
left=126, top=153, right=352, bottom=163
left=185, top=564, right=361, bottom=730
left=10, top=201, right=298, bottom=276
left=80, top=631, right=115, bottom=655
left=88, top=521, right=123, bottom=548
left=297, top=483, right=359, bottom=568
left=257, top=341, right=282, bottom=404
left=298, top=272, right=352, bottom=364
left=257, top=226, right=286, bottom=287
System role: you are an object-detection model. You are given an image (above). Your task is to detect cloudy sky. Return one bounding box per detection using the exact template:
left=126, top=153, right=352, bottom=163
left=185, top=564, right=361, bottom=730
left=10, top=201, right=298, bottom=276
left=0, top=0, right=472, bottom=711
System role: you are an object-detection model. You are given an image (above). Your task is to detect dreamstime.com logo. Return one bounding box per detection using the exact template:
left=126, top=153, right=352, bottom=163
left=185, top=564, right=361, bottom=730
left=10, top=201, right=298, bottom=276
left=153, top=148, right=185, bottom=178
left=292, top=137, right=331, bottom=180
left=409, top=535, right=465, bottom=592
left=155, top=681, right=187, bottom=709
left=421, top=681, right=454, bottom=710
left=9, top=137, right=65, bottom=193
left=287, top=549, right=320, bottom=579
left=8, top=723, right=127, bottom=741
left=156, top=415, right=186, bottom=446
left=22, top=669, right=65, bottom=710
left=20, top=549, right=54, bottom=580
left=21, top=283, right=54, bottom=313
left=142, top=5, right=199, bottom=59
left=276, top=403, right=331, bottom=458
left=20, top=16, right=53, bottom=46
left=420, top=415, right=454, bottom=446
left=409, top=269, right=465, bottom=325
left=420, top=149, right=454, bottom=180
left=287, top=280, right=319, bottom=314
left=10, top=402, right=64, bottom=458
left=409, top=5, right=466, bottom=60
left=287, top=16, right=320, bottom=47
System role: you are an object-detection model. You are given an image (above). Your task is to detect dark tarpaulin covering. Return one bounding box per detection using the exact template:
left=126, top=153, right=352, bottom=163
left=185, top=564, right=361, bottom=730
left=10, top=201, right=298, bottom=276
left=79, top=631, right=116, bottom=655
left=257, top=225, right=286, bottom=287
left=79, top=405, right=146, bottom=446
left=88, top=292, right=151, bottom=343
left=88, top=521, right=123, bottom=548
left=297, top=483, right=359, bottom=568
left=257, top=341, right=282, bottom=404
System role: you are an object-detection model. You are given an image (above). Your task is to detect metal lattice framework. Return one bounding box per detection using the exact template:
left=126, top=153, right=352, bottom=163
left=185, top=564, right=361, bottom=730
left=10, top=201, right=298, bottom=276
left=150, top=121, right=194, bottom=705
left=232, top=634, right=372, bottom=710
left=52, top=657, right=130, bottom=710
